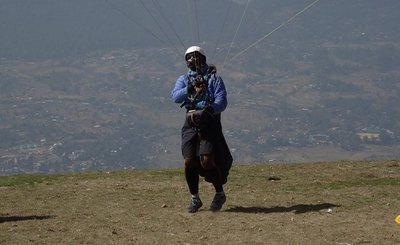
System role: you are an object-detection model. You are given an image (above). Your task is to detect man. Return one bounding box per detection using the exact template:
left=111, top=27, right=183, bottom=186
left=171, top=46, right=232, bottom=213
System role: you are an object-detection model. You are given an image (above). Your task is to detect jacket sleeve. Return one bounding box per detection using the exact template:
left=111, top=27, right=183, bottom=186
left=171, top=75, right=188, bottom=103
left=210, top=75, right=228, bottom=113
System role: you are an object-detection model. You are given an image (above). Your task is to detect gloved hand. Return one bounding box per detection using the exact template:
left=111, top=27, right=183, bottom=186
left=194, top=75, right=205, bottom=93
left=186, top=81, right=195, bottom=94
left=187, top=106, right=214, bottom=128
left=203, top=106, right=214, bottom=116
left=202, top=106, right=214, bottom=123
left=195, top=75, right=204, bottom=86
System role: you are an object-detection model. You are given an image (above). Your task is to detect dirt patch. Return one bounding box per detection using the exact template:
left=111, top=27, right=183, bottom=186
left=1, top=160, right=399, bottom=244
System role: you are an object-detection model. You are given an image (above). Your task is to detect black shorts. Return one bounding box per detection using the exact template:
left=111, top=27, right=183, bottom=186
left=181, top=114, right=221, bottom=158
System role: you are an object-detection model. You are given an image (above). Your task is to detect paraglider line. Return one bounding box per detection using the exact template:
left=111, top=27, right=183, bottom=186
left=227, top=0, right=321, bottom=64
left=221, top=0, right=251, bottom=72
left=138, top=0, right=181, bottom=55
left=104, top=0, right=167, bottom=46
left=151, top=0, right=186, bottom=50
left=210, top=0, right=233, bottom=61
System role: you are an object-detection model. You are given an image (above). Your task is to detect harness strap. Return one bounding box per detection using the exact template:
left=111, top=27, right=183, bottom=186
left=190, top=111, right=201, bottom=128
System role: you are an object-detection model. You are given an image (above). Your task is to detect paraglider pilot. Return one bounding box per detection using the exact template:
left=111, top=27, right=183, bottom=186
left=171, top=46, right=232, bottom=213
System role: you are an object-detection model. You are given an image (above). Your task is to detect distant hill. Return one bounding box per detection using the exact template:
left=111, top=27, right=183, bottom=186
left=1, top=1, right=400, bottom=174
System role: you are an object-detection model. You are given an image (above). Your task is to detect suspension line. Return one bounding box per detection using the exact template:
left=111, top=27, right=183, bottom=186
left=227, top=0, right=322, bottom=64
left=221, top=0, right=251, bottom=72
left=137, top=0, right=181, bottom=55
left=151, top=0, right=186, bottom=50
left=104, top=0, right=167, bottom=47
left=210, top=0, right=233, bottom=61
left=193, top=0, right=200, bottom=44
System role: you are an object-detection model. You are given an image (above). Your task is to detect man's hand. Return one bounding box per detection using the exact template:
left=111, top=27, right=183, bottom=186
left=195, top=85, right=204, bottom=93
left=195, top=75, right=205, bottom=93
left=187, top=81, right=195, bottom=94
left=195, top=75, right=204, bottom=85
left=202, top=106, right=214, bottom=123
left=187, top=106, right=214, bottom=128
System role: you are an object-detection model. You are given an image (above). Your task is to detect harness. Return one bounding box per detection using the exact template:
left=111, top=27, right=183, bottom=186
left=180, top=65, right=217, bottom=110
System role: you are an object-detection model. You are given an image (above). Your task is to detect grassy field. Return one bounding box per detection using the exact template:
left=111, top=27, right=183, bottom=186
left=1, top=160, right=400, bottom=244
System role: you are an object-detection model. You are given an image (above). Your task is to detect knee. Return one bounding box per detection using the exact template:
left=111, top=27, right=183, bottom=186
left=200, top=154, right=215, bottom=170
left=184, top=158, right=191, bottom=168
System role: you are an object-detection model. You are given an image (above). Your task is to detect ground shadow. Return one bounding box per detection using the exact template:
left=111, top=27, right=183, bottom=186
left=225, top=203, right=340, bottom=214
left=0, top=215, right=55, bottom=223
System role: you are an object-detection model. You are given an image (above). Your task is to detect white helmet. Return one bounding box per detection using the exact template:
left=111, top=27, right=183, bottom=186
left=185, top=46, right=206, bottom=60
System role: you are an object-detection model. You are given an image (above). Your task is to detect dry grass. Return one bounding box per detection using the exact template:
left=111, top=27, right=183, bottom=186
left=1, top=160, right=400, bottom=244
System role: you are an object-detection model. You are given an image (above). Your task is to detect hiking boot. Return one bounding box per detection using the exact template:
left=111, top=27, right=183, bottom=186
left=209, top=194, right=226, bottom=211
left=187, top=197, right=203, bottom=213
